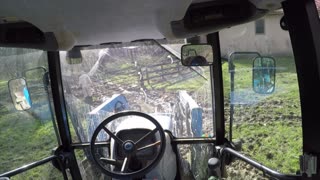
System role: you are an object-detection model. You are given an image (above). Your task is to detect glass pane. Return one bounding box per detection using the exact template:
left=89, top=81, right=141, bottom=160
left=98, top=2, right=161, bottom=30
left=176, top=144, right=214, bottom=180
left=255, top=19, right=265, bottom=34
left=221, top=13, right=302, bottom=179
left=0, top=48, right=60, bottom=178
left=60, top=40, right=214, bottom=144
left=316, top=0, right=320, bottom=17
left=75, top=148, right=111, bottom=180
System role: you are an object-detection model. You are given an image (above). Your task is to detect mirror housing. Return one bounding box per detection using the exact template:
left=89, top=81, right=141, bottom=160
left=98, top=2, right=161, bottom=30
left=66, top=47, right=83, bottom=64
left=8, top=78, right=32, bottom=110
left=252, top=56, right=276, bottom=94
left=181, top=44, right=213, bottom=66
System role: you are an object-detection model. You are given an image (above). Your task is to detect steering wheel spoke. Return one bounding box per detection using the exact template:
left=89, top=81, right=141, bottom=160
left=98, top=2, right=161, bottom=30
left=137, top=140, right=161, bottom=151
left=121, top=156, right=131, bottom=173
left=102, top=126, right=124, bottom=144
left=135, top=128, right=158, bottom=147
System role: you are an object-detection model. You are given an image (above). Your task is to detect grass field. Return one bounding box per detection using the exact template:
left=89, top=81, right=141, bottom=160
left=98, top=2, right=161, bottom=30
left=0, top=103, right=62, bottom=179
left=222, top=56, right=302, bottom=177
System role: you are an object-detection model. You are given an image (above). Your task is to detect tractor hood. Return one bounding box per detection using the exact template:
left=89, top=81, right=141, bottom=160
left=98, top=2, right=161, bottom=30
left=115, top=114, right=172, bottom=132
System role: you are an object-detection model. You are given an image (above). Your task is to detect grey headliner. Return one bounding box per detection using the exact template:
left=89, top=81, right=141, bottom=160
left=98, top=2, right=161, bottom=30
left=0, top=0, right=282, bottom=50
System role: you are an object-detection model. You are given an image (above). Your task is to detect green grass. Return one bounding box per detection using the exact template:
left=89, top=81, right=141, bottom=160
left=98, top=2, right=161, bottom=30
left=0, top=108, right=61, bottom=179
left=232, top=121, right=302, bottom=174
left=223, top=56, right=303, bottom=175
left=111, top=74, right=138, bottom=84
left=152, top=75, right=208, bottom=91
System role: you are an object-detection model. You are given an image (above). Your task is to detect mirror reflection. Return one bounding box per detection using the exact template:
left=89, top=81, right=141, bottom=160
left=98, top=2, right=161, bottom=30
left=8, top=78, right=32, bottom=110
left=252, top=56, right=276, bottom=94
left=181, top=44, right=213, bottom=66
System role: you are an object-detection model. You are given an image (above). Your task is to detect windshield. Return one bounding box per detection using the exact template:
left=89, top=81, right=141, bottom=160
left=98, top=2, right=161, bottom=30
left=60, top=40, right=214, bottom=143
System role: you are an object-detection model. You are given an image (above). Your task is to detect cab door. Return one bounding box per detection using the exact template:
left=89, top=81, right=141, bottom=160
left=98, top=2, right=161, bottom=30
left=0, top=47, right=65, bottom=179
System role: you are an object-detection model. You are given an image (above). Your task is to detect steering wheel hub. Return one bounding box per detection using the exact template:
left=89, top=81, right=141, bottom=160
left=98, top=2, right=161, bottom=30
left=123, top=140, right=135, bottom=153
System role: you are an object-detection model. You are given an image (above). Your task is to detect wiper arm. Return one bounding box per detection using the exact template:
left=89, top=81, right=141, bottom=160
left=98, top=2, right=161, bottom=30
left=189, top=66, right=207, bottom=81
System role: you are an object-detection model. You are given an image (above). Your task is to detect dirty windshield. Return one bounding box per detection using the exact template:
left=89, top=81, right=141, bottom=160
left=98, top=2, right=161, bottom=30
left=60, top=40, right=214, bottom=143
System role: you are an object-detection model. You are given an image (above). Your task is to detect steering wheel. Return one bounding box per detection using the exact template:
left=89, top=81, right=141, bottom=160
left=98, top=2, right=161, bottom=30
left=90, top=111, right=166, bottom=179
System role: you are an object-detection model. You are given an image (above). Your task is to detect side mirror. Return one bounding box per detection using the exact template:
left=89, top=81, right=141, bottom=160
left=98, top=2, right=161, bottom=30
left=181, top=44, right=213, bottom=66
left=66, top=47, right=83, bottom=64
left=8, top=78, right=32, bottom=110
left=252, top=56, right=276, bottom=94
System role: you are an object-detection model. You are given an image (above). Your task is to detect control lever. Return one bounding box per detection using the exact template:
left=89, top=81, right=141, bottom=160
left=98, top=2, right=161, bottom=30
left=208, top=157, right=221, bottom=177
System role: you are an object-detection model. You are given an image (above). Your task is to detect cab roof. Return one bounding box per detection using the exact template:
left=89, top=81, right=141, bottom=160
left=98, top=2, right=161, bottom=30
left=0, top=0, right=282, bottom=50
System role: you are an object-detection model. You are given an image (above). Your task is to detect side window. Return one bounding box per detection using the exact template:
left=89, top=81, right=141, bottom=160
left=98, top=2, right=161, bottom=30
left=255, top=18, right=265, bottom=34
left=220, top=14, right=302, bottom=179
left=0, top=48, right=62, bottom=179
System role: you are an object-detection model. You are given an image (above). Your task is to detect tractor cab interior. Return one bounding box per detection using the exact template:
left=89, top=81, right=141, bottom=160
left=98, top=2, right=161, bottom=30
left=0, top=0, right=320, bottom=180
